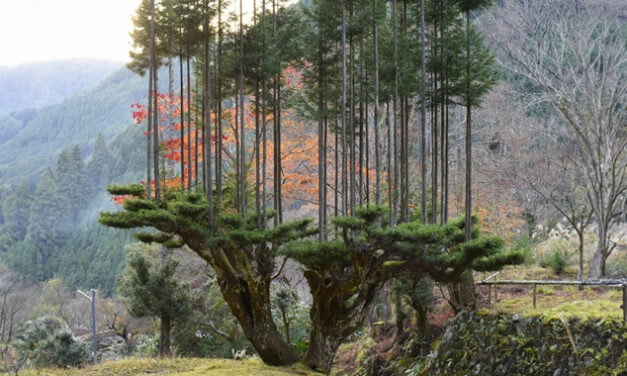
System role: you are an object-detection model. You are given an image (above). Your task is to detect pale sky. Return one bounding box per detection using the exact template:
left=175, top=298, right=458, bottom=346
left=0, top=0, right=141, bottom=66
left=0, top=0, right=298, bottom=67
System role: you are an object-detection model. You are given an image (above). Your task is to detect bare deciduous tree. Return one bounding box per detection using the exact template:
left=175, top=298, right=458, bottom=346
left=0, top=265, right=36, bottom=370
left=482, top=0, right=627, bottom=277
left=523, top=150, right=593, bottom=282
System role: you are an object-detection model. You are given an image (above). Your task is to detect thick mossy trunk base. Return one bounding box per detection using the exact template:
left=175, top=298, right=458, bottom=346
left=303, top=326, right=344, bottom=374
left=217, top=274, right=299, bottom=366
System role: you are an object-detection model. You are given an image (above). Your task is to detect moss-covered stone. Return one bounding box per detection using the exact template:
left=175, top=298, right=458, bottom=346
left=411, top=311, right=626, bottom=376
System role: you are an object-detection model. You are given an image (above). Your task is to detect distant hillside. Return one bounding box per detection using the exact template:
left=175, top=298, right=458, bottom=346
left=0, top=67, right=152, bottom=184
left=0, top=63, right=169, bottom=293
left=0, top=59, right=122, bottom=115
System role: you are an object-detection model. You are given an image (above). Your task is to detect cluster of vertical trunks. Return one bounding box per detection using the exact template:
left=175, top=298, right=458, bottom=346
left=141, top=1, right=475, bottom=250
left=142, top=0, right=287, bottom=229
left=137, top=0, right=482, bottom=369
left=321, top=0, right=455, bottom=229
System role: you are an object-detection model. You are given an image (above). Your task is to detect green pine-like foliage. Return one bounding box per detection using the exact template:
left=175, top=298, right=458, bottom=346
left=118, top=243, right=192, bottom=331
left=0, top=126, right=149, bottom=293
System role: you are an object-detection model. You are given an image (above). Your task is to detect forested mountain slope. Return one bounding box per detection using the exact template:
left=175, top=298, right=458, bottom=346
left=0, top=64, right=163, bottom=294
left=0, top=127, right=146, bottom=294
left=0, top=67, right=152, bottom=184
left=0, top=59, right=121, bottom=116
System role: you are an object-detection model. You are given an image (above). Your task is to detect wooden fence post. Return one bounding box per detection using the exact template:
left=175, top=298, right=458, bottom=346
left=478, top=279, right=625, bottom=319
left=623, top=286, right=626, bottom=323
left=488, top=284, right=492, bottom=304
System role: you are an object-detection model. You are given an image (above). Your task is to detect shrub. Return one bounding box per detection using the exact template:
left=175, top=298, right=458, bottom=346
left=13, top=317, right=90, bottom=369
left=540, top=249, right=571, bottom=275
left=43, top=330, right=91, bottom=368
left=606, top=251, right=627, bottom=278
left=132, top=334, right=159, bottom=358
left=511, top=236, right=534, bottom=264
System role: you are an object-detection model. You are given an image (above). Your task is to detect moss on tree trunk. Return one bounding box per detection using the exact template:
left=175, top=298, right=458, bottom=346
left=216, top=273, right=299, bottom=365
left=301, top=269, right=383, bottom=374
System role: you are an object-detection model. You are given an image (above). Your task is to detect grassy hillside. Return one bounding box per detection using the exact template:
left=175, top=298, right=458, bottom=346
left=10, top=358, right=324, bottom=376
left=0, top=59, right=121, bottom=116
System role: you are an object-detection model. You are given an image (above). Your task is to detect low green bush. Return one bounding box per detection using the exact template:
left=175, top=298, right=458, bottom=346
left=13, top=317, right=90, bottom=369
left=540, top=249, right=571, bottom=275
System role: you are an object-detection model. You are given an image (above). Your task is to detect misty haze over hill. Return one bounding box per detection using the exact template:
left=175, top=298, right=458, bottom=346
left=0, top=62, right=175, bottom=185
left=0, top=59, right=122, bottom=116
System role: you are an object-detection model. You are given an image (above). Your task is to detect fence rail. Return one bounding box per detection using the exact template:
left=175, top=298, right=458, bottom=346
left=477, top=277, right=627, bottom=322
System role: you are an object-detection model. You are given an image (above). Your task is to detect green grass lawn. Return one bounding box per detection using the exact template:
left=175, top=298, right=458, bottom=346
left=475, top=258, right=626, bottom=322
left=482, top=284, right=625, bottom=322
left=7, top=358, right=324, bottom=376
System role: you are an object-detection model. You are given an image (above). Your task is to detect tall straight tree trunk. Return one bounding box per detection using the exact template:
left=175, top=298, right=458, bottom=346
left=216, top=0, right=223, bottom=207
left=165, top=58, right=174, bottom=195
left=317, top=25, right=326, bottom=241
left=402, top=96, right=409, bottom=222
left=202, top=110, right=207, bottom=194
left=186, top=49, right=193, bottom=190
left=455, top=11, right=476, bottom=312
left=349, top=1, right=356, bottom=216
left=431, top=17, right=438, bottom=225
left=358, top=39, right=365, bottom=207
left=179, top=51, right=185, bottom=190
left=373, top=0, right=381, bottom=206
left=146, top=43, right=153, bottom=200
left=150, top=0, right=159, bottom=201
left=254, top=0, right=261, bottom=228
left=335, top=119, right=339, bottom=219
left=400, top=99, right=405, bottom=222
left=272, top=0, right=281, bottom=226
left=204, top=0, right=213, bottom=227
left=239, top=0, right=246, bottom=221
left=195, top=114, right=199, bottom=185
left=440, top=104, right=445, bottom=222
left=262, top=81, right=268, bottom=226
left=387, top=102, right=392, bottom=221
left=235, top=31, right=241, bottom=213
left=441, top=3, right=450, bottom=223
left=365, top=65, right=370, bottom=206
left=169, top=58, right=174, bottom=125
left=235, top=51, right=241, bottom=212
left=261, top=0, right=267, bottom=228
left=440, top=105, right=446, bottom=224
left=464, top=12, right=472, bottom=242
left=392, top=0, right=399, bottom=226
left=323, top=114, right=328, bottom=229
left=439, top=4, right=446, bottom=224
left=276, top=85, right=282, bottom=223
left=420, top=0, right=427, bottom=224
left=444, top=99, right=449, bottom=222
left=401, top=0, right=409, bottom=223
left=341, top=0, right=348, bottom=216
left=399, top=98, right=404, bottom=216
